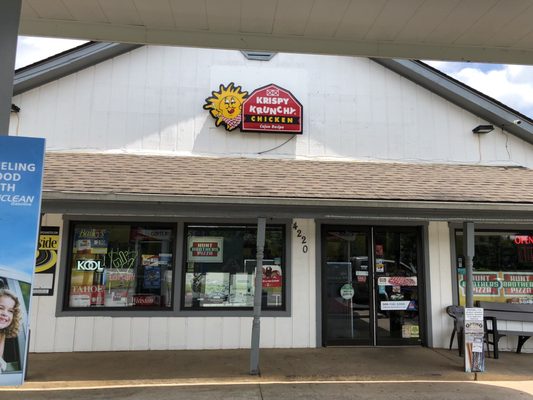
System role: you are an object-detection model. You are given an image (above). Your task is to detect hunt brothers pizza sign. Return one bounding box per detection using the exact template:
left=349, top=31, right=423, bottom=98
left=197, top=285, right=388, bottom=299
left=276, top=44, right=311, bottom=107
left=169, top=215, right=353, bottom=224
left=203, top=83, right=303, bottom=134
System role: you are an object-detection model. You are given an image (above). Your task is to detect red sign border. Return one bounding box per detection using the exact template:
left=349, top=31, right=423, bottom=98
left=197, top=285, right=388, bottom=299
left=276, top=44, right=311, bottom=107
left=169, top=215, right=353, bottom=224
left=240, top=83, right=303, bottom=135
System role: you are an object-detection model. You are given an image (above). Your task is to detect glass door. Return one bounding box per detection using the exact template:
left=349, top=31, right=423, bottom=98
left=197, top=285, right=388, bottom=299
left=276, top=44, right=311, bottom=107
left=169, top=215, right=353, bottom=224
left=374, top=228, right=422, bottom=345
left=323, top=226, right=423, bottom=346
left=323, top=228, right=372, bottom=345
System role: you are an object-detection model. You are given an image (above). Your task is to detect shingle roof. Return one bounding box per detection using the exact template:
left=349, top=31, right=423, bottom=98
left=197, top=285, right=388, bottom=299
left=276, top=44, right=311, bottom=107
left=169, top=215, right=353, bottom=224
left=43, top=153, right=533, bottom=205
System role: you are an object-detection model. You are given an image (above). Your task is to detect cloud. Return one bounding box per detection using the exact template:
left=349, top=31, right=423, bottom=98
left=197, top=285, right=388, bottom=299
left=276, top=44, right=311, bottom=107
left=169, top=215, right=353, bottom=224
left=16, top=36, right=87, bottom=69
left=425, top=61, right=533, bottom=118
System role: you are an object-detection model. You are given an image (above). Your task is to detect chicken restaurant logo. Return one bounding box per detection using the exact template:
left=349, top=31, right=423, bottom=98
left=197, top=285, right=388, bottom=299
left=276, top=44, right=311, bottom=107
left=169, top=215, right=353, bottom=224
left=203, top=83, right=303, bottom=134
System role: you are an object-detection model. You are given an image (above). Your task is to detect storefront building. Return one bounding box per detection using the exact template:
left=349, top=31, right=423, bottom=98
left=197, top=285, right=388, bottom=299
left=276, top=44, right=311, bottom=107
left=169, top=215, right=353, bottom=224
left=9, top=43, right=533, bottom=354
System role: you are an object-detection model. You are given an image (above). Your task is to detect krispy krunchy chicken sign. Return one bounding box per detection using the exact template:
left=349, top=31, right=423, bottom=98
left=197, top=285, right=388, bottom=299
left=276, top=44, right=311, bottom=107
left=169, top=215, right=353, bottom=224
left=204, top=83, right=303, bottom=134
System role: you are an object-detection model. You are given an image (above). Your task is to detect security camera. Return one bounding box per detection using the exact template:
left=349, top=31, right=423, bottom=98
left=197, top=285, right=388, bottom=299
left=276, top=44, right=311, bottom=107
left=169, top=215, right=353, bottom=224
left=513, top=119, right=522, bottom=125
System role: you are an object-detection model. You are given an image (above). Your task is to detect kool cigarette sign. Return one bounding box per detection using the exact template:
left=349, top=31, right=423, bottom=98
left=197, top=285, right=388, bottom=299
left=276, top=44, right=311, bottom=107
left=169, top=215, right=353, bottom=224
left=204, top=82, right=303, bottom=134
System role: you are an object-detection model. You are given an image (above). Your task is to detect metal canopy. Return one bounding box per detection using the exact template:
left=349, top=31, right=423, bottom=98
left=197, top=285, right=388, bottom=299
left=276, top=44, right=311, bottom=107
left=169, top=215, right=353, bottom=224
left=19, top=0, right=533, bottom=64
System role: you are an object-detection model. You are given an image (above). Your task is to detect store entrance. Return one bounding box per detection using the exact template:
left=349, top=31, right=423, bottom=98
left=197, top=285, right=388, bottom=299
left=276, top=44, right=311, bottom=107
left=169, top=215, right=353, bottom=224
left=322, top=226, right=422, bottom=346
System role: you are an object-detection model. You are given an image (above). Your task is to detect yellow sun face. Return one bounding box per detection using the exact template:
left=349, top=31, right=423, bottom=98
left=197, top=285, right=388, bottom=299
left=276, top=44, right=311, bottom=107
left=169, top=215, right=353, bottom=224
left=204, top=83, right=248, bottom=131
left=219, top=95, right=240, bottom=119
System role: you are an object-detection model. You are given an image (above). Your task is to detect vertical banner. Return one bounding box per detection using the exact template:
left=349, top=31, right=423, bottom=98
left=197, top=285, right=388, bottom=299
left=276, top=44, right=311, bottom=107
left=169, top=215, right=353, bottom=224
left=0, top=136, right=45, bottom=386
left=464, top=307, right=485, bottom=373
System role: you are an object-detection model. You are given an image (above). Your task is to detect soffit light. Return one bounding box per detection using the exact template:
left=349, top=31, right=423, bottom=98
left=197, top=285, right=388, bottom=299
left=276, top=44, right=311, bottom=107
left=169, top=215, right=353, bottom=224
left=472, top=124, right=494, bottom=134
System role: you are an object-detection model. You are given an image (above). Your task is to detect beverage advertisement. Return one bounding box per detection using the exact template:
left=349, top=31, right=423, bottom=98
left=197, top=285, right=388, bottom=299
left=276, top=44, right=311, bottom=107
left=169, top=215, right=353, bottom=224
left=0, top=136, right=45, bottom=386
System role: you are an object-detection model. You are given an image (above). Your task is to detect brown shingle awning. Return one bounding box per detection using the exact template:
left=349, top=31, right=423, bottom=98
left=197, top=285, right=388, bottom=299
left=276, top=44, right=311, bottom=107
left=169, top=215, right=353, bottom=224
left=43, top=153, right=533, bottom=205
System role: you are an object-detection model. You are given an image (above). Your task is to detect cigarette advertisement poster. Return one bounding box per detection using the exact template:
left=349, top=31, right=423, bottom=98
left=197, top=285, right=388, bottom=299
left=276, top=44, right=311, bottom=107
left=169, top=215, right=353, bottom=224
left=105, top=268, right=136, bottom=307
left=33, top=226, right=60, bottom=296
left=130, top=228, right=172, bottom=241
left=0, top=136, right=45, bottom=386
left=142, top=255, right=161, bottom=289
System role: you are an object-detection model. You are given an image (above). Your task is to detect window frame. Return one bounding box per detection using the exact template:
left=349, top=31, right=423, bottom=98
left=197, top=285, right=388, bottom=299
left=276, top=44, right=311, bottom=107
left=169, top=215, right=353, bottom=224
left=452, top=226, right=533, bottom=305
left=180, top=223, right=287, bottom=312
left=58, top=219, right=178, bottom=315
left=55, top=217, right=292, bottom=318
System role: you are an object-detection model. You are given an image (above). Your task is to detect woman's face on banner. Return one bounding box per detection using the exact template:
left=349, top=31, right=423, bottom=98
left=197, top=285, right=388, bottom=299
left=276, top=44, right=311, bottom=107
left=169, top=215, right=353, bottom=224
left=0, top=296, right=15, bottom=329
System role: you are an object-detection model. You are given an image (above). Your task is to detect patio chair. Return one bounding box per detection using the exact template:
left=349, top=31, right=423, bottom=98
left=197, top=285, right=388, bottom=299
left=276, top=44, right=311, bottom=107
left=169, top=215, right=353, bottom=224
left=446, top=305, right=464, bottom=356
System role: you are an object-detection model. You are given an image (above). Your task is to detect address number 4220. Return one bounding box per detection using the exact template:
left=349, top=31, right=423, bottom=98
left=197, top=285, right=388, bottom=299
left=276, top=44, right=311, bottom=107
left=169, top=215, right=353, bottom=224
left=292, top=222, right=308, bottom=254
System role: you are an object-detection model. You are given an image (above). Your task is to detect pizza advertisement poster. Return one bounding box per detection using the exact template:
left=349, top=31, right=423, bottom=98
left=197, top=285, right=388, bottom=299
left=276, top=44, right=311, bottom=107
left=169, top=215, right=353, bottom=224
left=187, top=236, right=224, bottom=263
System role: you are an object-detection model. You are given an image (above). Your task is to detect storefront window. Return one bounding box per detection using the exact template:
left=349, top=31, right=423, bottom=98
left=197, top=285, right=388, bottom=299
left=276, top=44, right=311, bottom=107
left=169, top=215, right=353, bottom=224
left=183, top=224, right=285, bottom=310
left=455, top=230, right=533, bottom=305
left=66, top=223, right=175, bottom=309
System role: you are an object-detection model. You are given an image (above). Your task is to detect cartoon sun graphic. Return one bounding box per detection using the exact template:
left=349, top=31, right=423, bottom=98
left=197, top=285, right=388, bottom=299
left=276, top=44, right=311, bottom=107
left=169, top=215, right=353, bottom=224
left=203, top=82, right=248, bottom=131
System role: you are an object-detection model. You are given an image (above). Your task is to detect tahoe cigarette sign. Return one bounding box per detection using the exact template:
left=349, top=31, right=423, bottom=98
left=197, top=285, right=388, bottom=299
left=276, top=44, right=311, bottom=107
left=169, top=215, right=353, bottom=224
left=204, top=83, right=303, bottom=134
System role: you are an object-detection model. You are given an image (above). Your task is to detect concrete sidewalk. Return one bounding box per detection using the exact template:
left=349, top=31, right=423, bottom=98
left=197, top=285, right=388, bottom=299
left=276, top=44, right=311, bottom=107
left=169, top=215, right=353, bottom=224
left=15, top=347, right=533, bottom=386
left=0, top=347, right=532, bottom=399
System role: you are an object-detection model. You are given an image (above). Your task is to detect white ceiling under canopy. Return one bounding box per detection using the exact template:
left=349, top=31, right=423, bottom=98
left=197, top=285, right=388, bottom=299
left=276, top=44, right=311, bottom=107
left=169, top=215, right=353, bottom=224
left=18, top=0, right=533, bottom=65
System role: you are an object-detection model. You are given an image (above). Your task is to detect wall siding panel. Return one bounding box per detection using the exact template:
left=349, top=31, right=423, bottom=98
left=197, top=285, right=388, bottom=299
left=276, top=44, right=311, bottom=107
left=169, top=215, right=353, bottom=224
left=167, top=318, right=187, bottom=349
left=186, top=318, right=205, bottom=349
left=73, top=317, right=94, bottom=351
left=291, top=219, right=315, bottom=348
left=15, top=45, right=532, bottom=168
left=53, top=316, right=75, bottom=352
left=222, top=317, right=241, bottom=349
left=428, top=221, right=454, bottom=349
left=149, top=318, right=169, bottom=350
left=204, top=317, right=223, bottom=349
left=92, top=317, right=113, bottom=351
left=131, top=318, right=150, bottom=350
left=111, top=318, right=132, bottom=350
left=33, top=296, right=57, bottom=352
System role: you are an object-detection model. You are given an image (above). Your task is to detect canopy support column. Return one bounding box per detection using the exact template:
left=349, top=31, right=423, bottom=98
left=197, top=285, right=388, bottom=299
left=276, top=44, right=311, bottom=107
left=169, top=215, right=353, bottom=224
left=0, top=0, right=21, bottom=135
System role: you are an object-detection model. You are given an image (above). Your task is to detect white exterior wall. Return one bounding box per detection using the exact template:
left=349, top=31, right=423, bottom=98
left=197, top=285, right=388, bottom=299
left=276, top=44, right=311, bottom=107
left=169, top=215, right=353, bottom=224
left=14, top=46, right=533, bottom=352
left=9, top=45, right=533, bottom=168
left=427, top=221, right=454, bottom=349
left=30, top=217, right=316, bottom=352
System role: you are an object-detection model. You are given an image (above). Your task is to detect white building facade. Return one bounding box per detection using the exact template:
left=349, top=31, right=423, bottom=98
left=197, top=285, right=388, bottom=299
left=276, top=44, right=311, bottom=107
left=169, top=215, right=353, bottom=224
left=9, top=44, right=533, bottom=353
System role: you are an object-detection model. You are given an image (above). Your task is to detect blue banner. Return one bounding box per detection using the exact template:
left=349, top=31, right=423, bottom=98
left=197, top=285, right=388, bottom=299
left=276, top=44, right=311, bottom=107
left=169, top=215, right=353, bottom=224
left=0, top=136, right=45, bottom=386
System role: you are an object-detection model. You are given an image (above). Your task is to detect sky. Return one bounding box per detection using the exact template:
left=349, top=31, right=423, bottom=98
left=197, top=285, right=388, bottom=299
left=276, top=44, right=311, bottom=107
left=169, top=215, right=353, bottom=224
left=424, top=60, right=533, bottom=119
left=15, top=36, right=533, bottom=119
left=15, top=36, right=87, bottom=70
